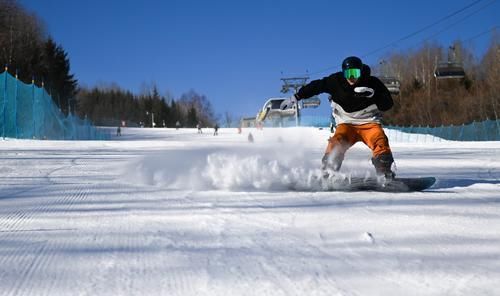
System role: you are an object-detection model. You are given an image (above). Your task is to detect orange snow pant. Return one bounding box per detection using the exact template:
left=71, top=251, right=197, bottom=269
left=325, top=123, right=392, bottom=157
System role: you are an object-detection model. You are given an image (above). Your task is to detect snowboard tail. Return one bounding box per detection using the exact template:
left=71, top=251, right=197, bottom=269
left=322, top=176, right=436, bottom=192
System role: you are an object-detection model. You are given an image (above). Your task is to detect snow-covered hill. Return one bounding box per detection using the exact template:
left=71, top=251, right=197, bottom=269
left=0, top=127, right=499, bottom=295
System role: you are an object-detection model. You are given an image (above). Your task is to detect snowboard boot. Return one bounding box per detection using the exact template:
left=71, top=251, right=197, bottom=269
left=321, top=153, right=344, bottom=178
left=372, top=153, right=395, bottom=180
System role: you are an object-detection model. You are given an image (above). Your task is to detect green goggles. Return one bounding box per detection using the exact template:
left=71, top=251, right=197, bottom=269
left=343, top=68, right=361, bottom=79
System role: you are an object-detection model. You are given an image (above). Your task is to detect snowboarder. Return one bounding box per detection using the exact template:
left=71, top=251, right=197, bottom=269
left=287, top=56, right=396, bottom=179
left=116, top=126, right=121, bottom=136
left=213, top=124, right=219, bottom=136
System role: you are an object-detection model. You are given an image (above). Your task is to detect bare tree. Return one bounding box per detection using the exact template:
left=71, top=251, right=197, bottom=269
left=224, top=111, right=233, bottom=128
left=482, top=34, right=500, bottom=121
left=178, top=90, right=217, bottom=126
left=0, top=0, right=46, bottom=80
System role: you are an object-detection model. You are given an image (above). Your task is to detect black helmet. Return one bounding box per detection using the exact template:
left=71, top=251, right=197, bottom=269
left=342, top=56, right=363, bottom=71
left=362, top=64, right=371, bottom=76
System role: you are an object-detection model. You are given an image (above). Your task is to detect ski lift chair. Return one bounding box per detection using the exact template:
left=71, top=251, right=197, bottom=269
left=434, top=61, right=465, bottom=79
left=379, top=76, right=401, bottom=95
left=256, top=98, right=296, bottom=122
left=376, top=60, right=400, bottom=95
left=301, top=96, right=321, bottom=108
left=434, top=45, right=466, bottom=79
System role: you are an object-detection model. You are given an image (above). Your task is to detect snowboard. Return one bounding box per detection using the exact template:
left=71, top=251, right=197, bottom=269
left=320, top=176, right=436, bottom=192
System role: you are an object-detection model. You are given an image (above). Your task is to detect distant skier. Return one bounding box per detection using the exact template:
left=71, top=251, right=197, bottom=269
left=248, top=132, right=254, bottom=143
left=213, top=124, right=219, bottom=136
left=287, top=56, right=395, bottom=179
left=175, top=121, right=181, bottom=130
left=197, top=122, right=202, bottom=134
left=116, top=126, right=121, bottom=136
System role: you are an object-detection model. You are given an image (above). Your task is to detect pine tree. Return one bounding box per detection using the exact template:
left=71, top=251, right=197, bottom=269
left=40, top=38, right=78, bottom=114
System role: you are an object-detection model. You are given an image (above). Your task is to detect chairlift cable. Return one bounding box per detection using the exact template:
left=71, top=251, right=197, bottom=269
left=306, top=0, right=489, bottom=77
left=411, top=0, right=498, bottom=47
left=360, top=0, right=490, bottom=59
left=463, top=25, right=499, bottom=42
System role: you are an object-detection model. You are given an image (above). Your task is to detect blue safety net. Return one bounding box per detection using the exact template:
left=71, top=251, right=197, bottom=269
left=0, top=70, right=109, bottom=140
left=266, top=113, right=499, bottom=141
left=386, top=120, right=500, bottom=141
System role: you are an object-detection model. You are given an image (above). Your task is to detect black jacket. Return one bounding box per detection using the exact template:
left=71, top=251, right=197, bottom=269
left=296, top=72, right=393, bottom=112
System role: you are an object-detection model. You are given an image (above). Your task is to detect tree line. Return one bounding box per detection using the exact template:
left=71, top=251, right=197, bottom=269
left=76, top=85, right=217, bottom=128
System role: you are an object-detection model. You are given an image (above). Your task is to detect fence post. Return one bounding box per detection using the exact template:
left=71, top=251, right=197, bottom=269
left=41, top=81, right=45, bottom=139
left=459, top=123, right=464, bottom=141
left=2, top=66, right=7, bottom=140
left=496, top=119, right=500, bottom=141
left=14, top=70, right=18, bottom=138
left=32, top=77, right=35, bottom=139
left=483, top=121, right=488, bottom=141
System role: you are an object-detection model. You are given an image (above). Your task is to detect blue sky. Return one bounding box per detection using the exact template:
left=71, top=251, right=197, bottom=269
left=20, top=0, right=499, bottom=119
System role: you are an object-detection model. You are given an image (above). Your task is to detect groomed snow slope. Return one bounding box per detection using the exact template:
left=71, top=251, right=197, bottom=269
left=0, top=127, right=499, bottom=295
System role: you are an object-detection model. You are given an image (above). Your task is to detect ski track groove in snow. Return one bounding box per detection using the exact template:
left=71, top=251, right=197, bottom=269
left=4, top=240, right=48, bottom=296
left=242, top=210, right=345, bottom=295
left=0, top=152, right=96, bottom=296
left=189, top=191, right=349, bottom=296
left=0, top=183, right=92, bottom=295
